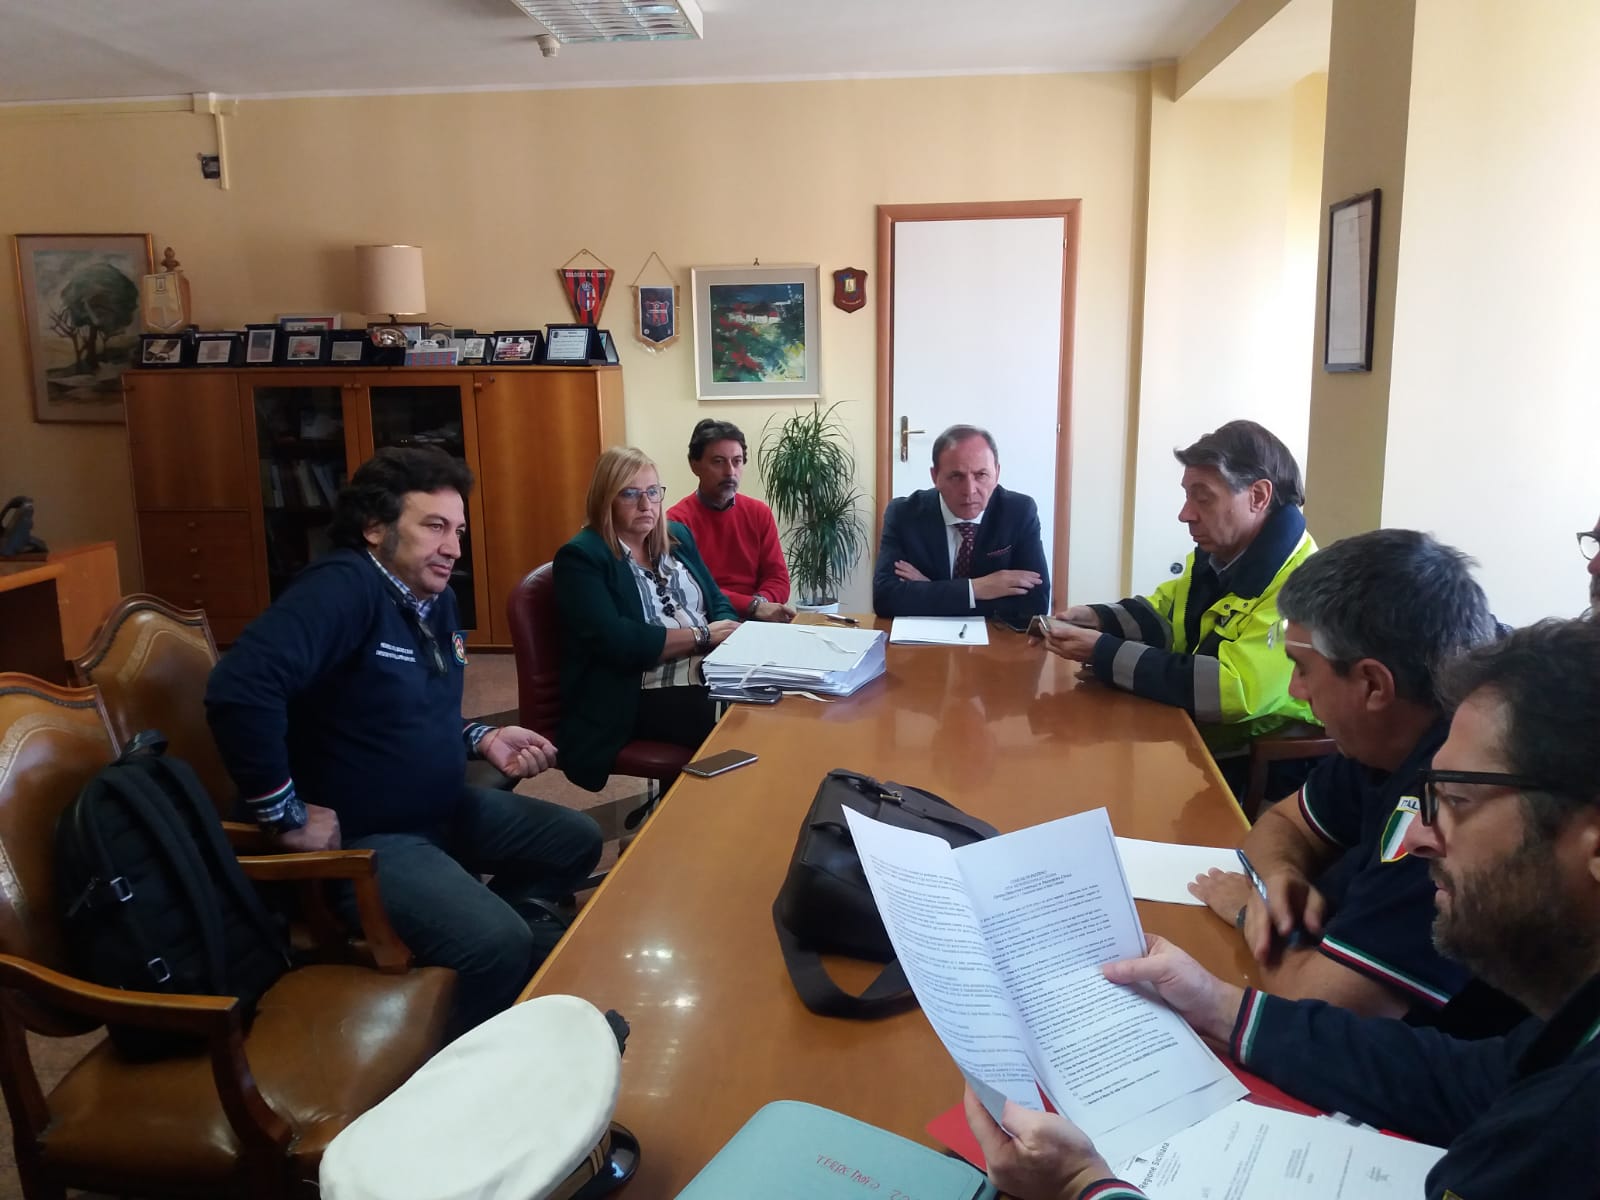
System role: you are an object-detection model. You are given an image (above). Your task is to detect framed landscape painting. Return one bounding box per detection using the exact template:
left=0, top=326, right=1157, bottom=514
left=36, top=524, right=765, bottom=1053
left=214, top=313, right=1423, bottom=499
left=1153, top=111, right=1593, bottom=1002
left=13, top=233, right=153, bottom=423
left=692, top=264, right=820, bottom=400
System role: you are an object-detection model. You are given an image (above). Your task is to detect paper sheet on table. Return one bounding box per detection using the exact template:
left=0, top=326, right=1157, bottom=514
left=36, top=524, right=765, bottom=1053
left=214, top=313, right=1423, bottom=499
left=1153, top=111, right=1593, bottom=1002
left=1117, top=1100, right=1445, bottom=1198
left=889, top=617, right=991, bottom=646
left=1114, top=837, right=1239, bottom=906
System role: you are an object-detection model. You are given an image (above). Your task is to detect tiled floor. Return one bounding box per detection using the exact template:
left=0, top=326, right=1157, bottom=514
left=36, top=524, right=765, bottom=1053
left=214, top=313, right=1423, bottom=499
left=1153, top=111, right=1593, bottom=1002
left=2, top=651, right=647, bottom=1199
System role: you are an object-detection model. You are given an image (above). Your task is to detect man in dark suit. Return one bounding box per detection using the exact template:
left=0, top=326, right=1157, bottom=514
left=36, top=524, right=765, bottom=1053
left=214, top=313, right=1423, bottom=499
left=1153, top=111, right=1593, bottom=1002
left=872, top=424, right=1049, bottom=622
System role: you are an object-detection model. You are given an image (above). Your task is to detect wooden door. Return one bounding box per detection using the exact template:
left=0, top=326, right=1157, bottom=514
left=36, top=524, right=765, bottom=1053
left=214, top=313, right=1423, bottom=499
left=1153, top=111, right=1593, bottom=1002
left=124, top=371, right=249, bottom=510
left=473, top=368, right=624, bottom=645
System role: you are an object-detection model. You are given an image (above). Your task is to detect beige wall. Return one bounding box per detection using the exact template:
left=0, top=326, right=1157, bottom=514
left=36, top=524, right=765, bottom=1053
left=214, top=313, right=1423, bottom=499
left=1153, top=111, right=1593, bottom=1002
left=1131, top=68, right=1326, bottom=587
left=0, top=72, right=1146, bottom=611
left=1381, top=0, right=1600, bottom=623
left=1301, top=0, right=1415, bottom=540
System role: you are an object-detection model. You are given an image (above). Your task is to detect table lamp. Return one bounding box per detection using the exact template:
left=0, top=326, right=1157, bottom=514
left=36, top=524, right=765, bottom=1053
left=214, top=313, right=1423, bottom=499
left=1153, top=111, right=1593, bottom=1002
left=357, top=244, right=426, bottom=341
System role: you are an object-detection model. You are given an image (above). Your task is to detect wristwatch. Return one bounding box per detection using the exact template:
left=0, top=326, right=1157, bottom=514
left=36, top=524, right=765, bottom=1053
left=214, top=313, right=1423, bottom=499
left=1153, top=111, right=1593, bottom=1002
left=693, top=624, right=711, bottom=652
left=747, top=595, right=764, bottom=619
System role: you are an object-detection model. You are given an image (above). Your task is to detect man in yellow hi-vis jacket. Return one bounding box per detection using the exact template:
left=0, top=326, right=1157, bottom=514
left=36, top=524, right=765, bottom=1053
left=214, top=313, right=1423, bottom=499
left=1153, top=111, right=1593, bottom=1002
left=1042, top=420, right=1317, bottom=799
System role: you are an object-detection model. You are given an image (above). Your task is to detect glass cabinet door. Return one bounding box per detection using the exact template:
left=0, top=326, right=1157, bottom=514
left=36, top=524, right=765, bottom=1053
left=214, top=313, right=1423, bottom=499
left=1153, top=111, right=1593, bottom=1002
left=253, top=385, right=348, bottom=601
left=367, top=384, right=478, bottom=628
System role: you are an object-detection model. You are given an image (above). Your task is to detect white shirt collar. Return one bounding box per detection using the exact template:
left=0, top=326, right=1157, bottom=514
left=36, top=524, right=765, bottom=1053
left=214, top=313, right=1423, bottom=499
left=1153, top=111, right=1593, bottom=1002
left=938, top=494, right=985, bottom=528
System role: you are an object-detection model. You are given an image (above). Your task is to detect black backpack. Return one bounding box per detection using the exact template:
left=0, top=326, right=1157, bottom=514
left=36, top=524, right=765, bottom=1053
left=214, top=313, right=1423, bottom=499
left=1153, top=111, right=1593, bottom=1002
left=55, top=731, right=291, bottom=1058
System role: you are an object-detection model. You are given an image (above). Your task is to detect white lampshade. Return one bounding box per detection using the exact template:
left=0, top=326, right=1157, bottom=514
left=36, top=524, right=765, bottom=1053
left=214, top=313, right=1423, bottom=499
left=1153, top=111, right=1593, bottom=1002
left=356, top=244, right=426, bottom=317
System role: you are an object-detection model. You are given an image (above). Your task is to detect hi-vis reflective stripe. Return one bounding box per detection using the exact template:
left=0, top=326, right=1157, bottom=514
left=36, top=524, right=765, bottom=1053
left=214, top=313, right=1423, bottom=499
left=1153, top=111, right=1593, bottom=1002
left=1380, top=796, right=1422, bottom=862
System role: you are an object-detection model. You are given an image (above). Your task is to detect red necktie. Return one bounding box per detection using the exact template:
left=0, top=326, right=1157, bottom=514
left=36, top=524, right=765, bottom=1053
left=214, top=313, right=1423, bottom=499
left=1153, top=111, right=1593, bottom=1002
left=954, top=523, right=978, bottom=578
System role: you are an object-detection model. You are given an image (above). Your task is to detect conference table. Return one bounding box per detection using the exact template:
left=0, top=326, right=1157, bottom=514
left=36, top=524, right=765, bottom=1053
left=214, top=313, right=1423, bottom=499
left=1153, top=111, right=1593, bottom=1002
left=522, top=620, right=1259, bottom=1197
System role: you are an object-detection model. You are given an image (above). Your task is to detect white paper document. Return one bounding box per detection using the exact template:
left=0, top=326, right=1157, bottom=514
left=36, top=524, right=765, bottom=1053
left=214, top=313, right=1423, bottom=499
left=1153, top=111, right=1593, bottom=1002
left=889, top=617, right=991, bottom=646
left=1113, top=837, right=1239, bottom=907
left=1117, top=1100, right=1445, bottom=1198
left=843, top=807, right=1246, bottom=1165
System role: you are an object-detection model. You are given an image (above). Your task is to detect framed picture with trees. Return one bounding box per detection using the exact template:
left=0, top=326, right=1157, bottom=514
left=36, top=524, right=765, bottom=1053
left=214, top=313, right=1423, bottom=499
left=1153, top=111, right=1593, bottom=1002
left=12, top=233, right=153, bottom=423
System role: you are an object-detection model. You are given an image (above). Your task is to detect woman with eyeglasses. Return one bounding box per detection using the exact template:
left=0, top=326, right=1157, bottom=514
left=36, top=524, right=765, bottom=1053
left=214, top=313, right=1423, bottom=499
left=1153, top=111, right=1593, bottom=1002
left=553, top=446, right=739, bottom=791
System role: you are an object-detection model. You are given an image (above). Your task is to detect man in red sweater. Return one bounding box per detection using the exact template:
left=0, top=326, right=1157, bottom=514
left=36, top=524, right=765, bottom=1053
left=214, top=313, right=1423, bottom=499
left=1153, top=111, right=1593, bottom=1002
left=666, top=419, right=796, bottom=622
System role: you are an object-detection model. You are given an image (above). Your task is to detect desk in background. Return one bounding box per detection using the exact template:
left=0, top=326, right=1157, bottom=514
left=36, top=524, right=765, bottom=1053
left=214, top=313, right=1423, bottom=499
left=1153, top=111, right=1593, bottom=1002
left=0, top=542, right=121, bottom=681
left=523, top=621, right=1255, bottom=1197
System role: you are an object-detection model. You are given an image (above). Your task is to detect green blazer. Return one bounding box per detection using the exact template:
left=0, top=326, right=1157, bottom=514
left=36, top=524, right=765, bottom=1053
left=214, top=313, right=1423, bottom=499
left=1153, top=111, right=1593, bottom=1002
left=553, top=522, right=736, bottom=791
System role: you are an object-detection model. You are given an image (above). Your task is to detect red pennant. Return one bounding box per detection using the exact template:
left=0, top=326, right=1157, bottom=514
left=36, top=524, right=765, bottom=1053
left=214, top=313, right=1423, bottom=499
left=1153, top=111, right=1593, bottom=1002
left=559, top=268, right=614, bottom=326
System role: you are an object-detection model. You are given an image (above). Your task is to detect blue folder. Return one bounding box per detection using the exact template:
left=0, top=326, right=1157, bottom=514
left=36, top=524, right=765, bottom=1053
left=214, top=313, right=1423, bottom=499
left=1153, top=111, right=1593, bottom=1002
left=675, top=1100, right=997, bottom=1200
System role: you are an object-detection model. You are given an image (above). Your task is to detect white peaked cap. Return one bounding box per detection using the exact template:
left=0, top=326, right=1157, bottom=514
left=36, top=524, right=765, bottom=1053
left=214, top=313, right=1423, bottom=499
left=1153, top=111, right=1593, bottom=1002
left=320, top=995, right=622, bottom=1200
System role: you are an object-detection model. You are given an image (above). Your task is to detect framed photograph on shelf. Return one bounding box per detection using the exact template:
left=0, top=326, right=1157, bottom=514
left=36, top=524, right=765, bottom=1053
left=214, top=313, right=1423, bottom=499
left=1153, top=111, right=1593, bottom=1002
left=194, top=332, right=242, bottom=366
left=329, top=338, right=365, bottom=364
left=278, top=313, right=341, bottom=331
left=139, top=334, right=187, bottom=368
left=691, top=264, right=820, bottom=400
left=490, top=331, right=541, bottom=364
left=244, top=326, right=277, bottom=364
left=1324, top=189, right=1381, bottom=373
left=12, top=232, right=153, bottom=422
left=458, top=336, right=489, bottom=364
left=596, top=329, right=620, bottom=365
left=281, top=331, right=327, bottom=365
left=543, top=324, right=599, bottom=364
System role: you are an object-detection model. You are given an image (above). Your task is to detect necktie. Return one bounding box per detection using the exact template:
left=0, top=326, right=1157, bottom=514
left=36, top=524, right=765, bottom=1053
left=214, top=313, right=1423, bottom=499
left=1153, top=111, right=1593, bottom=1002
left=953, top=523, right=979, bottom=578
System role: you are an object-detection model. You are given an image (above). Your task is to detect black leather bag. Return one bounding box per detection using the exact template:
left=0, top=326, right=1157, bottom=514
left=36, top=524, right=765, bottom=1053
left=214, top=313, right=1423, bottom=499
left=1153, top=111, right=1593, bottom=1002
left=772, top=768, right=998, bottom=1018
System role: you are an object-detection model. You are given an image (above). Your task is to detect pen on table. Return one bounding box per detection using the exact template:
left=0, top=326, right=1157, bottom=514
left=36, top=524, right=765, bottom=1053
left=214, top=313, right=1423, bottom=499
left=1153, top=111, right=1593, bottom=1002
left=822, top=613, right=859, bottom=626
left=958, top=623, right=968, bottom=640
left=1236, top=849, right=1305, bottom=947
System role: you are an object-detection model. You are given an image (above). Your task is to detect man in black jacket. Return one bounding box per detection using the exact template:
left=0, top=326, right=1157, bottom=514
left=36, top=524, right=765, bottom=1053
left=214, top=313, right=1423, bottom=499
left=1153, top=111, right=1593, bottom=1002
left=963, top=618, right=1600, bottom=1200
left=206, top=447, right=601, bottom=1033
left=872, top=425, right=1049, bottom=623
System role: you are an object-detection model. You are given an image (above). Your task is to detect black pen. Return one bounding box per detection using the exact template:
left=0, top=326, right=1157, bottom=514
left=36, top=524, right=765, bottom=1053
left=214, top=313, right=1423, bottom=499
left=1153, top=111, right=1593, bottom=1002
left=822, top=613, right=859, bottom=626
left=1236, top=849, right=1306, bottom=947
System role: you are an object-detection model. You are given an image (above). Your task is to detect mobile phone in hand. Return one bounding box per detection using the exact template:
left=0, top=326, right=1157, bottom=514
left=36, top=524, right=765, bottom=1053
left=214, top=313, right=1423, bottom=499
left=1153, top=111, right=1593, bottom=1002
left=682, top=749, right=759, bottom=778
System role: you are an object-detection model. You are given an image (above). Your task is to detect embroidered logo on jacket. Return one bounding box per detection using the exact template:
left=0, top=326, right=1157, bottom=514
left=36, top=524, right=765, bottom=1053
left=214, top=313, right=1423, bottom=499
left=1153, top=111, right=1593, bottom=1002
left=375, top=641, right=417, bottom=664
left=452, top=631, right=468, bottom=666
left=1380, top=795, right=1422, bottom=863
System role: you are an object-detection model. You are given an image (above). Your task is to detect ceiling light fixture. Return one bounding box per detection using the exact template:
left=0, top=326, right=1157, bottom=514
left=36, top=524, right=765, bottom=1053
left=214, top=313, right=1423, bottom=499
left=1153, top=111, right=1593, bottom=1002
left=506, top=0, right=704, bottom=45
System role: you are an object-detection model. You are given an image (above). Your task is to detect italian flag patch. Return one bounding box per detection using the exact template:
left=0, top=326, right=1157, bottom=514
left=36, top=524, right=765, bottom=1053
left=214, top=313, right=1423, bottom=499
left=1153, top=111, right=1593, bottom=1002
left=1380, top=795, right=1422, bottom=862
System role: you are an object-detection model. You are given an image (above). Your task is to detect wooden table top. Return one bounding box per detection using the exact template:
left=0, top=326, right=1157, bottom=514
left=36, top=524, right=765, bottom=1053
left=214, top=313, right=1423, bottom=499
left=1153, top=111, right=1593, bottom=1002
left=0, top=560, right=63, bottom=595
left=523, top=620, right=1257, bottom=1197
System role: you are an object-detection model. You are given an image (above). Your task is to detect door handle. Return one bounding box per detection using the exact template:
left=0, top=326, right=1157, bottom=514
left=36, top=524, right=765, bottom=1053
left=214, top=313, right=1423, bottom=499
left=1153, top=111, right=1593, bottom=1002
left=899, top=415, right=926, bottom=464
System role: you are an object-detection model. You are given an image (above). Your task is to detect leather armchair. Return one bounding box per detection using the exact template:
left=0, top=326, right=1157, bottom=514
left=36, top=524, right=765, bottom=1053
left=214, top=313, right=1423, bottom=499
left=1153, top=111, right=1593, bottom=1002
left=507, top=564, right=691, bottom=815
left=0, top=673, right=455, bottom=1199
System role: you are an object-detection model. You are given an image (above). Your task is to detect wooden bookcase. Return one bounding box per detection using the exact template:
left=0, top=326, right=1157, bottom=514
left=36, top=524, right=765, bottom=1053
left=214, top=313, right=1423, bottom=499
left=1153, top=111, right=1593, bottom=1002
left=122, top=366, right=625, bottom=647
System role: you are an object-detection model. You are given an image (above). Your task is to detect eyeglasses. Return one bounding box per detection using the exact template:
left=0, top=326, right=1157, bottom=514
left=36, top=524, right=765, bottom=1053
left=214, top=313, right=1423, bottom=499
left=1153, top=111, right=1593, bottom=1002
left=619, top=485, right=667, bottom=505
left=1266, top=616, right=1317, bottom=654
left=1415, top=769, right=1552, bottom=827
left=1578, top=531, right=1599, bottom=561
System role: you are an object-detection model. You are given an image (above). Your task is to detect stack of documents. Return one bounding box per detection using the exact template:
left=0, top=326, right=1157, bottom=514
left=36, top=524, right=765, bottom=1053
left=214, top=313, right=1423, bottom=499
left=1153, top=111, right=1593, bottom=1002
left=889, top=617, right=991, bottom=646
left=703, top=621, right=888, bottom=697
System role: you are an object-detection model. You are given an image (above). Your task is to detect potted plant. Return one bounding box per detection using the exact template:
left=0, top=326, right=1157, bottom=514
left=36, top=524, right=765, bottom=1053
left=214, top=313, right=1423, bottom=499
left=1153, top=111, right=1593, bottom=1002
left=757, top=402, right=869, bottom=611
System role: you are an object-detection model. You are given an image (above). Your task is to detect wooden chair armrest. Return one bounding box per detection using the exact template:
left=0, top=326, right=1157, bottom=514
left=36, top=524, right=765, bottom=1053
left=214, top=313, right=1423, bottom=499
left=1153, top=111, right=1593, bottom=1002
left=222, top=820, right=274, bottom=853
left=0, top=954, right=292, bottom=1156
left=237, top=851, right=412, bottom=973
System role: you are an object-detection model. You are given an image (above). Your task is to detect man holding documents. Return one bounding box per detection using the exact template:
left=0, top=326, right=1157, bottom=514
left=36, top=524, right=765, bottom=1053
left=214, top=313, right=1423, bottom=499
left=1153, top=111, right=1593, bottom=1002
left=1188, top=531, right=1517, bottom=1032
left=1038, top=420, right=1315, bottom=800
left=872, top=425, right=1050, bottom=623
left=964, top=618, right=1600, bottom=1200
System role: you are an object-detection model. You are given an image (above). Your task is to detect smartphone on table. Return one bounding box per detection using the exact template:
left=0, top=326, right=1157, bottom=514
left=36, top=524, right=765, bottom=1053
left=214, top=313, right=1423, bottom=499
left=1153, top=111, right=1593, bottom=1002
left=682, top=749, right=759, bottom=778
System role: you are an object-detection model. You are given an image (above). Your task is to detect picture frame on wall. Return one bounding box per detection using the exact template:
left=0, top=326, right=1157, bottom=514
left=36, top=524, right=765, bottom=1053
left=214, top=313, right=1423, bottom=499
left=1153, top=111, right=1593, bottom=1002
left=278, top=313, right=342, bottom=331
left=691, top=264, right=821, bottom=400
left=12, top=232, right=154, bottom=423
left=1324, top=189, right=1381, bottom=373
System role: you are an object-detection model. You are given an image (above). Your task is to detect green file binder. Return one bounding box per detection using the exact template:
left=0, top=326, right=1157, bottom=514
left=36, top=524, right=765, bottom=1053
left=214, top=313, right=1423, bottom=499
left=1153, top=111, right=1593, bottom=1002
left=676, top=1100, right=997, bottom=1200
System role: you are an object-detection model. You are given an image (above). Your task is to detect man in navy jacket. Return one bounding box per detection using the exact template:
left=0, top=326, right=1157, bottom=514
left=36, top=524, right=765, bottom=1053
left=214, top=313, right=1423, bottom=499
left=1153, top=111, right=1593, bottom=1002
left=206, top=447, right=601, bottom=1033
left=962, top=619, right=1600, bottom=1200
left=872, top=425, right=1049, bottom=623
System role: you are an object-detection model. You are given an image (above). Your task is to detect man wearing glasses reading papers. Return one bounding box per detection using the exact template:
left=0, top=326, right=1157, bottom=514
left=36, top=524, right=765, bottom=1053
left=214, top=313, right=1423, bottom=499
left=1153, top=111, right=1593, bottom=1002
left=207, top=448, right=602, bottom=1034
left=1188, top=531, right=1524, bottom=1037
left=967, top=618, right=1600, bottom=1200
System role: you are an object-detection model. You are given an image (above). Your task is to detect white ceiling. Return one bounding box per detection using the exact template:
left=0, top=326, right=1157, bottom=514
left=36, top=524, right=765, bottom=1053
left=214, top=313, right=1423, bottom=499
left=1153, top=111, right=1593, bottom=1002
left=0, top=0, right=1240, bottom=104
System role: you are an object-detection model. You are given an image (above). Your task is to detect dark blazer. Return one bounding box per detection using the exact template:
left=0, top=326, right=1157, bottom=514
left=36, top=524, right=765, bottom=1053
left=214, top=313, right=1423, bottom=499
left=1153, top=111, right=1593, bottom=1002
left=553, top=522, right=735, bottom=792
left=872, top=485, right=1050, bottom=622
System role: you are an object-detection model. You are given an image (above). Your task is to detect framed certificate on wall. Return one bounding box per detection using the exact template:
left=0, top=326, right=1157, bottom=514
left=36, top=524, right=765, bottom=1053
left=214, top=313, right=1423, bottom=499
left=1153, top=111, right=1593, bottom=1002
left=1324, top=189, right=1381, bottom=372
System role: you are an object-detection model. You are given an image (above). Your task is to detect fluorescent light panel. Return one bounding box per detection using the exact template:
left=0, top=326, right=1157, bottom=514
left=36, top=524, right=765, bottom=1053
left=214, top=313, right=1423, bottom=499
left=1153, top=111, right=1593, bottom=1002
left=508, top=0, right=704, bottom=43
